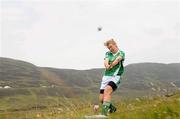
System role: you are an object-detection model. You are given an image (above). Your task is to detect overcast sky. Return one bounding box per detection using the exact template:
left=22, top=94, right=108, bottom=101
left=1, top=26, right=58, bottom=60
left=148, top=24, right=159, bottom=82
left=1, top=0, right=180, bottom=69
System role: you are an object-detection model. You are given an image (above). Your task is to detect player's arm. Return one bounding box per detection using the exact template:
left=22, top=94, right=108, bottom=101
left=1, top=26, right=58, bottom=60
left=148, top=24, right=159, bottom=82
left=109, top=56, right=123, bottom=69
left=104, top=58, right=110, bottom=70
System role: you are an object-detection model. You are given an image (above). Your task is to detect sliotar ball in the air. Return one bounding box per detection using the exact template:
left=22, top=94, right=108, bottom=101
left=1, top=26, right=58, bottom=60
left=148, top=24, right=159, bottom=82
left=97, top=26, right=102, bottom=31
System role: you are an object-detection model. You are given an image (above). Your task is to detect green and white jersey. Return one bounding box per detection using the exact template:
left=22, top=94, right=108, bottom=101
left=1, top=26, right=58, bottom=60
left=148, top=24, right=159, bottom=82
left=104, top=50, right=125, bottom=76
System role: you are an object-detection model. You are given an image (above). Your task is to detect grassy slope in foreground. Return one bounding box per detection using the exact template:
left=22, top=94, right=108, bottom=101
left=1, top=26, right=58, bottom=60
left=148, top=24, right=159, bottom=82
left=0, top=91, right=179, bottom=119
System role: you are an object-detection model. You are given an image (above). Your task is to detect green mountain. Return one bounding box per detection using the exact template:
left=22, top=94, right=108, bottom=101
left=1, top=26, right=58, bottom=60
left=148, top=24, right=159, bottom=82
left=0, top=57, right=180, bottom=98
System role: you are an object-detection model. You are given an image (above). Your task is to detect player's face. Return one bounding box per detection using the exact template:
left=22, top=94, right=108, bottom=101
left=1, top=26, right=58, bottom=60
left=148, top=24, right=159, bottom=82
left=107, top=43, right=118, bottom=53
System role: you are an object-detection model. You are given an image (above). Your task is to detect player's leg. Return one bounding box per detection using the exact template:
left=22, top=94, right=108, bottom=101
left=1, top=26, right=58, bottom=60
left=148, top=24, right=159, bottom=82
left=94, top=90, right=104, bottom=112
left=99, top=90, right=104, bottom=104
left=99, top=76, right=107, bottom=104
left=101, top=85, right=113, bottom=116
left=103, top=85, right=113, bottom=102
left=94, top=76, right=106, bottom=112
left=102, top=81, right=117, bottom=115
left=108, top=76, right=121, bottom=113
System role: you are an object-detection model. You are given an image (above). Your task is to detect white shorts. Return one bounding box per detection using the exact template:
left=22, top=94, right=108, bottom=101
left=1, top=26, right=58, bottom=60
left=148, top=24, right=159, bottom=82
left=100, top=75, right=121, bottom=90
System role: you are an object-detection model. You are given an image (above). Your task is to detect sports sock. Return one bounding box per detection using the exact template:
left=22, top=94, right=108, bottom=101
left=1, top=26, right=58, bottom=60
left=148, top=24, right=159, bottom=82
left=101, top=101, right=111, bottom=116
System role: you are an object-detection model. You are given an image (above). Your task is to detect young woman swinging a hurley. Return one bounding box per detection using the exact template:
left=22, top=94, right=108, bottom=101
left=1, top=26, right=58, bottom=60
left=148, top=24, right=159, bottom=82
left=94, top=39, right=125, bottom=116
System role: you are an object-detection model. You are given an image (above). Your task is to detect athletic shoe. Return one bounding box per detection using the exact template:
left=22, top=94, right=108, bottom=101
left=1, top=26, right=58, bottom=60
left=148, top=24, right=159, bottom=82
left=109, top=104, right=117, bottom=113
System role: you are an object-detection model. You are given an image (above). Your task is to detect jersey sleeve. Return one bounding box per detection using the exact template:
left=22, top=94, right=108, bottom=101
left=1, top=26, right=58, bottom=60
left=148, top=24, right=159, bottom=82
left=119, top=51, right=125, bottom=60
left=104, top=52, right=109, bottom=59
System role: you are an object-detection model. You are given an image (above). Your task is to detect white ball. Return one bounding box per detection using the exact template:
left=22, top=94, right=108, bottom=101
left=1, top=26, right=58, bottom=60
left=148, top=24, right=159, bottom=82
left=97, top=27, right=102, bottom=31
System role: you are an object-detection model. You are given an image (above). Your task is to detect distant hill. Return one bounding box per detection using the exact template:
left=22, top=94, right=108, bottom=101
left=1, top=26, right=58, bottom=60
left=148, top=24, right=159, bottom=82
left=0, top=57, right=180, bottom=98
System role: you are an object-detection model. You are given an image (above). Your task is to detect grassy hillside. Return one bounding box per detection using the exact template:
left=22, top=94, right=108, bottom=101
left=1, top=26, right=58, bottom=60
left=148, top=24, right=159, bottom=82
left=0, top=57, right=180, bottom=118
left=1, top=57, right=180, bottom=99
left=0, top=91, right=179, bottom=119
left=0, top=57, right=51, bottom=87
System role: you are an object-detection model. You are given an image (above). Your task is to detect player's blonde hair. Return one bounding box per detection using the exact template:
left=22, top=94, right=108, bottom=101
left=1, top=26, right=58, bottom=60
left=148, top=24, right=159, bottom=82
left=104, top=38, right=117, bottom=46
